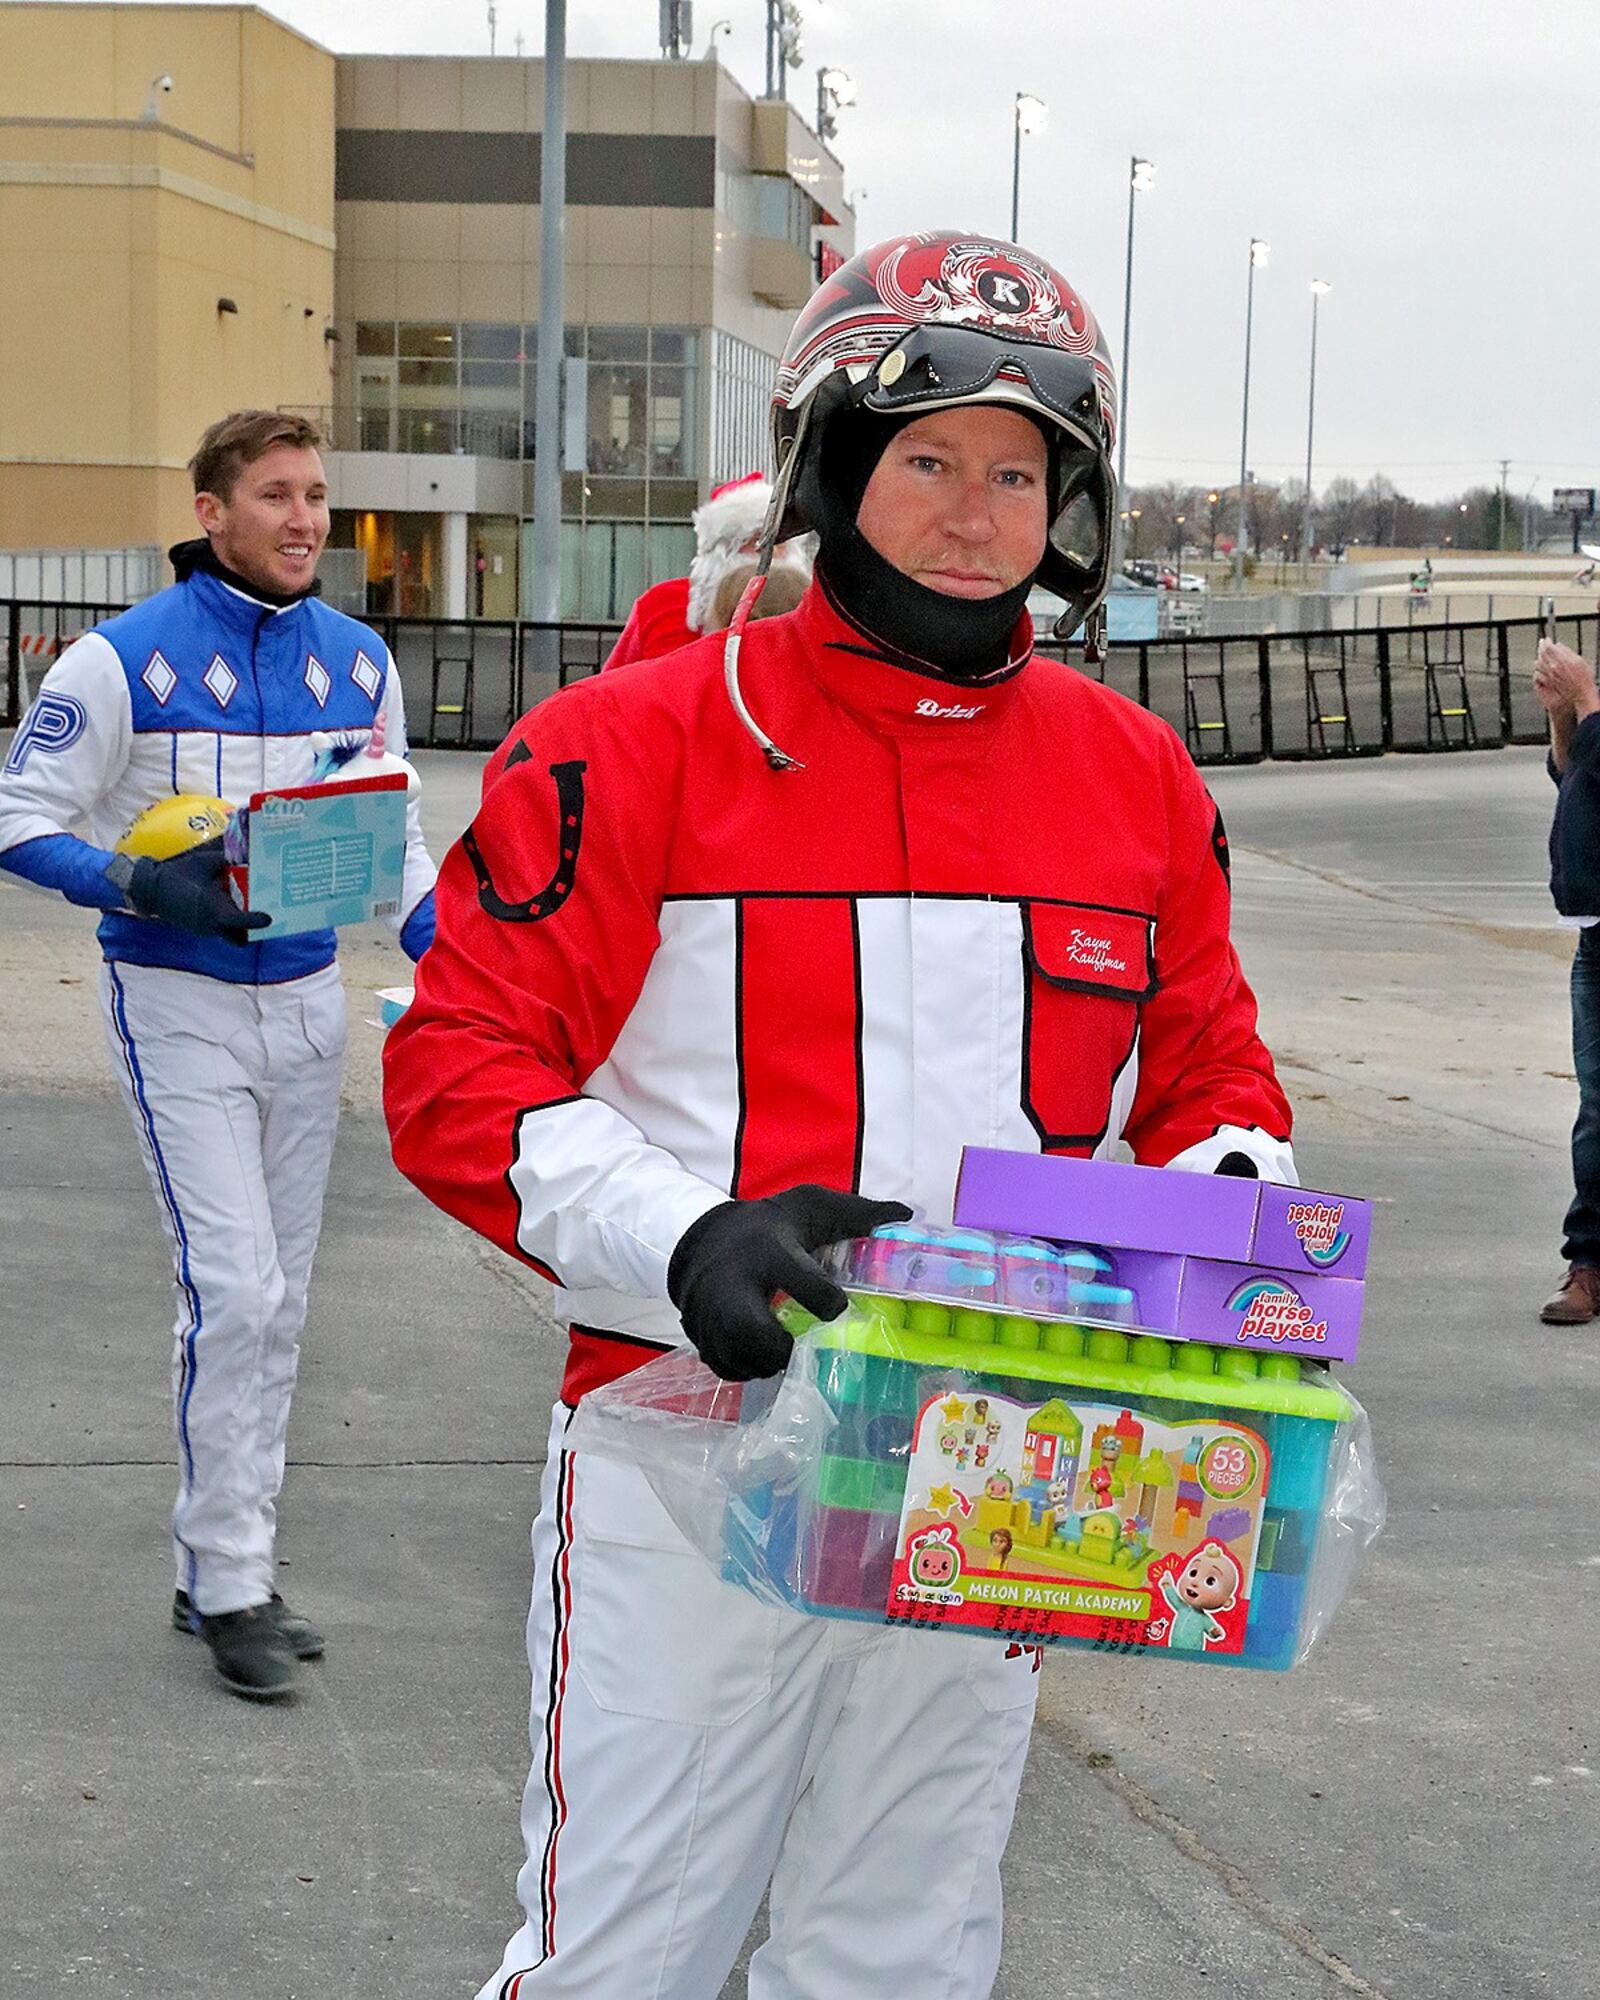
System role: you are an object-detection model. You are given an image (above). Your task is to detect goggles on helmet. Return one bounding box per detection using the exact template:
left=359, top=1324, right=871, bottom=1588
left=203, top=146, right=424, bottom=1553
left=859, top=323, right=1108, bottom=453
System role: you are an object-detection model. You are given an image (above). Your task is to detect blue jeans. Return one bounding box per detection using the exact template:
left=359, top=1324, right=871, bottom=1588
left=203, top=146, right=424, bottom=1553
left=1564, top=928, right=1600, bottom=1266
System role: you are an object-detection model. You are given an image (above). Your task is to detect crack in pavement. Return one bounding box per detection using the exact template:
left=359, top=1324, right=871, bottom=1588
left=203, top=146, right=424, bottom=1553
left=1034, top=1706, right=1397, bottom=1998
left=1232, top=841, right=1568, bottom=1152
left=1273, top=1049, right=1564, bottom=1155
left=1234, top=841, right=1569, bottom=960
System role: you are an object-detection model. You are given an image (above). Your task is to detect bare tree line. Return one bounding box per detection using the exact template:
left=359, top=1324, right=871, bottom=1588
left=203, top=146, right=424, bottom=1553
left=1122, top=475, right=1561, bottom=567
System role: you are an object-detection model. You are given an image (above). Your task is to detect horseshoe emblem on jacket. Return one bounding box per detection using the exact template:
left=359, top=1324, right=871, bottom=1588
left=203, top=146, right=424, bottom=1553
left=1210, top=803, right=1231, bottom=882
left=464, top=757, right=588, bottom=922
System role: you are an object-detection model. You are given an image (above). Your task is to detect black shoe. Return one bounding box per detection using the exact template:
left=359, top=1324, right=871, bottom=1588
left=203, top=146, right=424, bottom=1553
left=196, top=1605, right=297, bottom=1702
left=174, top=1589, right=325, bottom=1661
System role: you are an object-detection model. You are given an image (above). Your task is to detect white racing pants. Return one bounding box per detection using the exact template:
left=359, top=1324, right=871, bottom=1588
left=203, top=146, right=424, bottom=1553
left=99, top=959, right=346, bottom=1616
left=479, top=1402, right=1042, bottom=2000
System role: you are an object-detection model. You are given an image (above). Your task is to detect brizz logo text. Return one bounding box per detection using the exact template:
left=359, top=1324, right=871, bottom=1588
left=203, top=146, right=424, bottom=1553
left=1284, top=1200, right=1350, bottom=1267
left=1226, top=1278, right=1328, bottom=1344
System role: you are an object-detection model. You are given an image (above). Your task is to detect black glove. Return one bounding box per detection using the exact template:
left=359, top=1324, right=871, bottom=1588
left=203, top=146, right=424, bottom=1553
left=1213, top=1151, right=1260, bottom=1178
left=668, top=1184, right=913, bottom=1382
left=124, top=837, right=270, bottom=944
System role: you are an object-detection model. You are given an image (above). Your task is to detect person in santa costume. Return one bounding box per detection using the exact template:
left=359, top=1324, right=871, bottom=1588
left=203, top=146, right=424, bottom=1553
left=384, top=228, right=1294, bottom=1998
left=601, top=470, right=813, bottom=670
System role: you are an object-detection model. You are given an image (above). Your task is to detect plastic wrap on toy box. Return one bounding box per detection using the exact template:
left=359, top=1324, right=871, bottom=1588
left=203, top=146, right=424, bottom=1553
left=828, top=1218, right=1365, bottom=1364
left=956, top=1148, right=1371, bottom=1279
left=570, top=1299, right=1384, bottom=1674
left=951, top=1151, right=1371, bottom=1362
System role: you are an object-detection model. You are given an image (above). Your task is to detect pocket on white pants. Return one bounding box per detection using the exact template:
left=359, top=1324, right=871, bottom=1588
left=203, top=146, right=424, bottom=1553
left=963, top=1637, right=1045, bottom=1714
left=571, top=1532, right=777, bottom=1727
left=296, top=981, right=348, bottom=1061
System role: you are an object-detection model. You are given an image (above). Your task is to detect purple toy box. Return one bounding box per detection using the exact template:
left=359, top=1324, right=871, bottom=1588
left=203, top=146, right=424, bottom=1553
left=953, top=1150, right=1371, bottom=1364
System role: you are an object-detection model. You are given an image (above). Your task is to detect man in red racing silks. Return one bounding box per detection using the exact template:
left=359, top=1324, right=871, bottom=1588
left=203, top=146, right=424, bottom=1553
left=384, top=230, right=1294, bottom=1999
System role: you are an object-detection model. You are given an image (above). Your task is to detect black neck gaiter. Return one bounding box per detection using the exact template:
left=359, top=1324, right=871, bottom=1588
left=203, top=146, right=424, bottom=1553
left=797, top=408, right=1039, bottom=683
left=168, top=536, right=321, bottom=610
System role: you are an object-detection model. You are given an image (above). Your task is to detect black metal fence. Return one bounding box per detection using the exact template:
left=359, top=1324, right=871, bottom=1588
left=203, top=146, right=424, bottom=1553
left=3, top=599, right=130, bottom=731
left=4, top=597, right=1585, bottom=763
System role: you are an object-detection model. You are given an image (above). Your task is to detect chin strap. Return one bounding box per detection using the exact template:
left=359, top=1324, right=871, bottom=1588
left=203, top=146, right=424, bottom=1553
left=722, top=409, right=811, bottom=773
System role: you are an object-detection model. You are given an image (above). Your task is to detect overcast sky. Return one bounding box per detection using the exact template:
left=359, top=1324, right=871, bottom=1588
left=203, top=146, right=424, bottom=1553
left=91, top=0, right=1600, bottom=502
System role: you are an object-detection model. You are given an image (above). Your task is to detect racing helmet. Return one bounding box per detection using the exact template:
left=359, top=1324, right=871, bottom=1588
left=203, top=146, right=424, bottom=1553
left=115, top=794, right=232, bottom=860
left=771, top=231, right=1119, bottom=632
left=721, top=232, right=1119, bottom=772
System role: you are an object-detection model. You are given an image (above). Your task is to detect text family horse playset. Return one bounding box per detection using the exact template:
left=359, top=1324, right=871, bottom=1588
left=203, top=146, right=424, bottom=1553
left=579, top=1150, right=1382, bottom=1673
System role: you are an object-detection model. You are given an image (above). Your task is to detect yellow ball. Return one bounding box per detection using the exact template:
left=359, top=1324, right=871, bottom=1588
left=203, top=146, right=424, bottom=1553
left=115, top=794, right=232, bottom=860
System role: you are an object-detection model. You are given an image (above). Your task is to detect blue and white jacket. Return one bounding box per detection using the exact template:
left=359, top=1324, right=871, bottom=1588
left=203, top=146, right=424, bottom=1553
left=0, top=567, right=437, bottom=981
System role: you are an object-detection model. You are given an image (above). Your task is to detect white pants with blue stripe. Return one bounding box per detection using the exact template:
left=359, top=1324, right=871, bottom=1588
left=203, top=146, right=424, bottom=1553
left=478, top=1402, right=1041, bottom=2000
left=100, top=959, right=346, bottom=1617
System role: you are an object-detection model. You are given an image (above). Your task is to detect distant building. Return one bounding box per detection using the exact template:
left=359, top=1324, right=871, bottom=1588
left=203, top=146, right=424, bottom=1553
left=0, top=6, right=854, bottom=621
left=326, top=52, right=852, bottom=620
left=0, top=2, right=336, bottom=556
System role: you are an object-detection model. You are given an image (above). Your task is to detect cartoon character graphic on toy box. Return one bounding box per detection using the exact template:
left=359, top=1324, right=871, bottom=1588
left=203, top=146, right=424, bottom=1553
left=1154, top=1540, right=1242, bottom=1653
left=988, top=1528, right=1014, bottom=1571
left=1044, top=1478, right=1073, bottom=1533
left=906, top=1525, right=963, bottom=1595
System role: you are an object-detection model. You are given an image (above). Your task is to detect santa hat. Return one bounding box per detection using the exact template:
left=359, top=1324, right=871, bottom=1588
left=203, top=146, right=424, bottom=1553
left=687, top=472, right=775, bottom=633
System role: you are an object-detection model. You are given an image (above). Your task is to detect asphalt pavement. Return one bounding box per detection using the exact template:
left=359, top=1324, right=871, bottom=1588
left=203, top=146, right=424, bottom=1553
left=2, top=739, right=1592, bottom=2000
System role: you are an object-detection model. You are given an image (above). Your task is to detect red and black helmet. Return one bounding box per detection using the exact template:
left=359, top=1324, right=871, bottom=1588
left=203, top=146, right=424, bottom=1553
left=769, top=231, right=1120, bottom=627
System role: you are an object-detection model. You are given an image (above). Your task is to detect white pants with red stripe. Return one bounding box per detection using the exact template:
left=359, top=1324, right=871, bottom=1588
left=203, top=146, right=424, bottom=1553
left=100, top=959, right=346, bottom=1616
left=479, top=1402, right=1042, bottom=2000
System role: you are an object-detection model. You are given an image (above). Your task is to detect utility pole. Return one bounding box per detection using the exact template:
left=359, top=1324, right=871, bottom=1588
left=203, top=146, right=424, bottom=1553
left=1498, top=457, right=1510, bottom=553
left=530, top=0, right=567, bottom=640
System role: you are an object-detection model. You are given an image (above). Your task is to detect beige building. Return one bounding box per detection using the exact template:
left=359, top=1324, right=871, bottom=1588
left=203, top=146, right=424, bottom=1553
left=0, top=5, right=854, bottom=623
left=327, top=53, right=852, bottom=620
left=0, top=2, right=337, bottom=553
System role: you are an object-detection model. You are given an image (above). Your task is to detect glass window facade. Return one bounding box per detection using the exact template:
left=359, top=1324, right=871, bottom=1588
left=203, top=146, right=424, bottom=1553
left=352, top=320, right=697, bottom=483
left=709, top=329, right=778, bottom=487
left=717, top=170, right=815, bottom=254
left=350, top=321, right=716, bottom=618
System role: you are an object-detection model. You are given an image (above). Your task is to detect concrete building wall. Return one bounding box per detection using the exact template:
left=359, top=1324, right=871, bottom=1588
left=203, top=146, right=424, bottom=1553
left=0, top=3, right=336, bottom=551
left=328, top=50, right=851, bottom=615
left=330, top=54, right=821, bottom=361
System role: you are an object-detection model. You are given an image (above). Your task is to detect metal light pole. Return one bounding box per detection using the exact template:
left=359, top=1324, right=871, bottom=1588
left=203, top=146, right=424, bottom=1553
left=816, top=66, right=854, bottom=142
left=1234, top=238, right=1270, bottom=590
left=1010, top=94, right=1046, bottom=241
left=530, top=0, right=567, bottom=632
left=1116, top=157, right=1155, bottom=515
left=766, top=0, right=801, bottom=100
left=1301, top=279, right=1330, bottom=574
left=1207, top=489, right=1220, bottom=562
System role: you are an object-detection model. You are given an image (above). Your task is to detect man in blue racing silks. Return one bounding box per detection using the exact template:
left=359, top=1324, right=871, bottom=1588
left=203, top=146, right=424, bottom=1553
left=0, top=410, right=437, bottom=1701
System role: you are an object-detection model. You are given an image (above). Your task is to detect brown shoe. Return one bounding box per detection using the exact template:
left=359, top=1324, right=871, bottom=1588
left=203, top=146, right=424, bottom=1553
left=1540, top=1265, right=1600, bottom=1324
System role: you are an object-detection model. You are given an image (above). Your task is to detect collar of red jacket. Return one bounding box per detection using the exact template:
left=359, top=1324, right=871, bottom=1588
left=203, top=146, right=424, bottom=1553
left=786, top=575, right=1035, bottom=731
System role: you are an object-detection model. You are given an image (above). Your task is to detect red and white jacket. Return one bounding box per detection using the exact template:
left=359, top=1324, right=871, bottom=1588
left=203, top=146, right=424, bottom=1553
left=383, top=585, right=1294, bottom=1401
